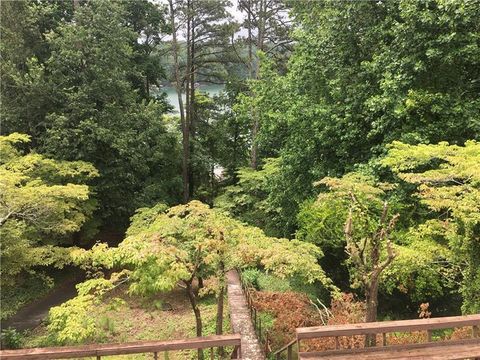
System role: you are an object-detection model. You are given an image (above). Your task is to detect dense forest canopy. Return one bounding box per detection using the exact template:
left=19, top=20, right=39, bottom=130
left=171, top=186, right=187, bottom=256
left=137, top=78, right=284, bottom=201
left=0, top=0, right=479, bottom=351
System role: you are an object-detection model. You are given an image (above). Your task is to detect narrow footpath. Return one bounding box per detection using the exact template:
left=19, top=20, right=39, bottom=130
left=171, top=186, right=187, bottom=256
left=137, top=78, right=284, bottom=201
left=226, top=270, right=265, bottom=360
left=1, top=274, right=81, bottom=331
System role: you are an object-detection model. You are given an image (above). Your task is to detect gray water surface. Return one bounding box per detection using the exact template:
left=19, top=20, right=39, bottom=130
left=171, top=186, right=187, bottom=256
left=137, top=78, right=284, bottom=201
left=155, top=84, right=224, bottom=112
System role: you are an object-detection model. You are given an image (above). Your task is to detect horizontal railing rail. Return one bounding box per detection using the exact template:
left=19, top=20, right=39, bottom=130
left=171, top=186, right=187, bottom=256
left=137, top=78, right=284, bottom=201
left=296, top=314, right=480, bottom=340
left=0, top=334, right=242, bottom=359
left=294, top=314, right=480, bottom=357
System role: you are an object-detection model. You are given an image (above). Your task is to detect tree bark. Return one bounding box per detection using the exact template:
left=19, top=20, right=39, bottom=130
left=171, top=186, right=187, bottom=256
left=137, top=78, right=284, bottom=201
left=168, top=0, right=189, bottom=203
left=364, top=276, right=380, bottom=347
left=188, top=0, right=196, bottom=198
left=186, top=280, right=204, bottom=360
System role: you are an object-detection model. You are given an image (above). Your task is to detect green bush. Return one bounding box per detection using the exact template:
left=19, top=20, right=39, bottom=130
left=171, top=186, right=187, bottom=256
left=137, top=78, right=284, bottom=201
left=1, top=328, right=24, bottom=349
left=241, top=268, right=262, bottom=288
left=257, top=273, right=291, bottom=292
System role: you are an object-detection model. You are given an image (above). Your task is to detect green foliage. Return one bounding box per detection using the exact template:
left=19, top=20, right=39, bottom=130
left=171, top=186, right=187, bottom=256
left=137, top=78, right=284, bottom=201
left=47, top=278, right=115, bottom=345
left=233, top=0, right=480, bottom=237
left=382, top=140, right=480, bottom=313
left=39, top=0, right=181, bottom=222
left=0, top=328, right=24, bottom=350
left=0, top=133, right=97, bottom=291
left=215, top=158, right=287, bottom=237
left=1, top=273, right=54, bottom=320
left=47, top=294, right=98, bottom=345
left=256, top=273, right=291, bottom=293
left=1, top=0, right=181, bottom=225
left=83, top=201, right=332, bottom=293
left=50, top=201, right=334, bottom=342
left=241, top=268, right=262, bottom=288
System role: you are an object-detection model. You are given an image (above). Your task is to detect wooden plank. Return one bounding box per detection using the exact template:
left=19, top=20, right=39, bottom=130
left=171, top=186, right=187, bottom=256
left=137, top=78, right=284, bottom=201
left=296, top=314, right=480, bottom=340
left=298, top=338, right=480, bottom=359
left=0, top=334, right=242, bottom=359
left=300, top=343, right=480, bottom=359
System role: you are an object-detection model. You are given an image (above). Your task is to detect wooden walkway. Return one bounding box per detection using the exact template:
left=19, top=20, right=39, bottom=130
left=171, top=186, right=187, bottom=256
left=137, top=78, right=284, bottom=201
left=227, top=270, right=265, bottom=360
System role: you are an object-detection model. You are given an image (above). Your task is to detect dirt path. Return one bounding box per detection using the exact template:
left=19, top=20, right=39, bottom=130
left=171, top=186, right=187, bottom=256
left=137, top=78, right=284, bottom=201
left=1, top=273, right=82, bottom=332
left=226, top=270, right=265, bottom=360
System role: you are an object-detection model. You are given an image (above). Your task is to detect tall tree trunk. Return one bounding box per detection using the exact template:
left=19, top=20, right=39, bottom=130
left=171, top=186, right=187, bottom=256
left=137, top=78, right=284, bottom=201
left=247, top=0, right=253, bottom=79
left=183, top=0, right=193, bottom=203
left=249, top=0, right=266, bottom=170
left=168, top=0, right=189, bottom=203
left=186, top=280, right=203, bottom=360
left=188, top=2, right=196, bottom=198
left=250, top=114, right=259, bottom=169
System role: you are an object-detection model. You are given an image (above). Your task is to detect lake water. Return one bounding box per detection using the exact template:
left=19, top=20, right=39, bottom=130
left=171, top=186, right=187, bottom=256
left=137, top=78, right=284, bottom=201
left=155, top=84, right=225, bottom=113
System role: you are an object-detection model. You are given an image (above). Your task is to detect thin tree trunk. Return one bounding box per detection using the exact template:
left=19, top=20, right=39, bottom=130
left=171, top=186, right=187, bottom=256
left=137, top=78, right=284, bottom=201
left=186, top=280, right=204, bottom=360
left=364, top=276, right=379, bottom=347
left=247, top=0, right=253, bottom=79
left=249, top=0, right=266, bottom=170
left=183, top=0, right=193, bottom=203
left=188, top=2, right=196, bottom=198
left=169, top=0, right=189, bottom=203
left=250, top=116, right=259, bottom=169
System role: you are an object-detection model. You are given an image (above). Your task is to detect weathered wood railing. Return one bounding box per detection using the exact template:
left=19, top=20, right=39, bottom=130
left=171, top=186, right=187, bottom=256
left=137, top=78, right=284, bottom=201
left=273, top=339, right=296, bottom=360
left=273, top=314, right=480, bottom=359
left=0, top=334, right=242, bottom=359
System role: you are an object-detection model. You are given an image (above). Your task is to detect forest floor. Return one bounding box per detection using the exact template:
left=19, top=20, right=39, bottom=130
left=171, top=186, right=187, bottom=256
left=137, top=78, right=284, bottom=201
left=21, top=285, right=230, bottom=359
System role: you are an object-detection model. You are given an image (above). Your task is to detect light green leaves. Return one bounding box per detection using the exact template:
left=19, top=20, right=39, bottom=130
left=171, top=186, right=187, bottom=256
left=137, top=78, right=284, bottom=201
left=0, top=133, right=97, bottom=288
left=383, top=140, right=480, bottom=313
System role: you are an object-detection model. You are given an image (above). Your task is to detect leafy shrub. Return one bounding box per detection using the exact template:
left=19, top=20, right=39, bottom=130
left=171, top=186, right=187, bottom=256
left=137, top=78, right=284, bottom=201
left=241, top=268, right=262, bottom=288
left=47, top=278, right=114, bottom=344
left=1, top=328, right=24, bottom=349
left=289, top=277, right=330, bottom=302
left=253, top=291, right=322, bottom=349
left=257, top=274, right=291, bottom=292
left=98, top=316, right=115, bottom=335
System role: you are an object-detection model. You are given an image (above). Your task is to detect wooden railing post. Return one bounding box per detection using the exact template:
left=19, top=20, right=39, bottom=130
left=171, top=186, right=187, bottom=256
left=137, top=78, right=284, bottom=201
left=287, top=343, right=293, bottom=360
left=259, top=317, right=262, bottom=339
left=427, top=330, right=433, bottom=342
left=474, top=325, right=479, bottom=338
left=153, top=351, right=158, bottom=360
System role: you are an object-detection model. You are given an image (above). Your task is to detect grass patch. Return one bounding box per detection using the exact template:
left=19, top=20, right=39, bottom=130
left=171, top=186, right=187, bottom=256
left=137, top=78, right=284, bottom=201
left=22, top=285, right=231, bottom=359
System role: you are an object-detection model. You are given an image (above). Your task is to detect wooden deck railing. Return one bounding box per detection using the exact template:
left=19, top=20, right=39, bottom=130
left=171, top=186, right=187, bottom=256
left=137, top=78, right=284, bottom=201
left=273, top=314, right=480, bottom=359
left=0, top=333, right=242, bottom=359
left=272, top=339, right=296, bottom=360
left=296, top=314, right=480, bottom=343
